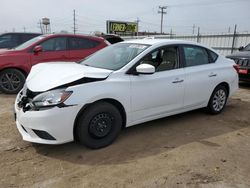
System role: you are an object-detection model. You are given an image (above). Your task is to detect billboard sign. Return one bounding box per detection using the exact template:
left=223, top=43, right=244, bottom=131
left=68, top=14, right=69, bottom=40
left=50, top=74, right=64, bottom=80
left=106, top=20, right=138, bottom=35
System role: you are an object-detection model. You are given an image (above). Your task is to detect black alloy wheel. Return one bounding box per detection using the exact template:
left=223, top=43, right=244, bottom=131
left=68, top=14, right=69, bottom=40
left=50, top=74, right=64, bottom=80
left=0, top=69, right=25, bottom=94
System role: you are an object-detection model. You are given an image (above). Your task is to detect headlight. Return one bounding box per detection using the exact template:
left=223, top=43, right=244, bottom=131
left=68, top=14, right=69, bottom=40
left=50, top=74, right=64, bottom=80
left=32, top=89, right=73, bottom=108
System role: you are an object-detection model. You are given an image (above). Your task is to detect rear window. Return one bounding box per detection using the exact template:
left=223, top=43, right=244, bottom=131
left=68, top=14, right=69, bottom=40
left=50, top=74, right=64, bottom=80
left=69, top=37, right=100, bottom=50
left=207, top=49, right=218, bottom=62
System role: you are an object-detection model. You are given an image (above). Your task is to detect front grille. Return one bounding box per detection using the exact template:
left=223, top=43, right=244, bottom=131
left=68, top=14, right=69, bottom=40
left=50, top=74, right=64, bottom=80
left=17, top=88, right=41, bottom=112
left=26, top=89, right=40, bottom=99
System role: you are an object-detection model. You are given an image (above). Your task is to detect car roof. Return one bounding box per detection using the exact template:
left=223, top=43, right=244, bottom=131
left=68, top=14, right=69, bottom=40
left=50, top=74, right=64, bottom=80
left=122, top=38, right=201, bottom=46
left=0, top=32, right=41, bottom=36
left=41, top=33, right=105, bottom=41
left=121, top=38, right=218, bottom=54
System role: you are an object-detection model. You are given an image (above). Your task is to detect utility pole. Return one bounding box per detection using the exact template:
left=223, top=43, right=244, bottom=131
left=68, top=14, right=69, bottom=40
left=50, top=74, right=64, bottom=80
left=197, top=27, right=200, bottom=43
left=23, top=26, right=26, bottom=32
left=136, top=17, right=140, bottom=37
left=73, top=9, right=77, bottom=34
left=158, top=6, right=167, bottom=34
left=231, top=24, right=237, bottom=54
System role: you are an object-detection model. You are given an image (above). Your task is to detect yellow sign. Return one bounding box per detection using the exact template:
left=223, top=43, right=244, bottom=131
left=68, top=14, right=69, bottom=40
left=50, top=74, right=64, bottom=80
left=107, top=21, right=138, bottom=34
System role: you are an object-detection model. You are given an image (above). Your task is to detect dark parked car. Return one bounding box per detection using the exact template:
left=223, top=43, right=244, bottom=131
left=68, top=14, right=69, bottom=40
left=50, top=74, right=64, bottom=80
left=227, top=43, right=250, bottom=82
left=0, top=34, right=109, bottom=94
left=0, top=32, right=41, bottom=49
left=95, top=33, right=123, bottom=44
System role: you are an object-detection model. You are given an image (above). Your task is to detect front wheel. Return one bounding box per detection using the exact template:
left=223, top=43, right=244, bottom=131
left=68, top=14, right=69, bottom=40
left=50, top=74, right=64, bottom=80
left=207, top=85, right=228, bottom=114
left=76, top=102, right=122, bottom=149
left=0, top=69, right=26, bottom=94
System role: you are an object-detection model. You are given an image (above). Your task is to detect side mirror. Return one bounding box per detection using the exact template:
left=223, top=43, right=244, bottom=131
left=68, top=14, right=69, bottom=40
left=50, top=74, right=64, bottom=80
left=33, top=45, right=42, bottom=53
left=136, top=64, right=155, bottom=75
left=238, top=46, right=244, bottom=51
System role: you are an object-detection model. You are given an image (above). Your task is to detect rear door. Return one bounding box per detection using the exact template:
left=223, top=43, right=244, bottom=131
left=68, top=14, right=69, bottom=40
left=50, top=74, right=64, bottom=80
left=182, top=45, right=219, bottom=108
left=30, top=36, right=70, bottom=66
left=68, top=37, right=105, bottom=62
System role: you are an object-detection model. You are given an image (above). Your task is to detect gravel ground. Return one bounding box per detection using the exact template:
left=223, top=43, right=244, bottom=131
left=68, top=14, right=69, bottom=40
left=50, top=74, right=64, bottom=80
left=0, top=83, right=250, bottom=188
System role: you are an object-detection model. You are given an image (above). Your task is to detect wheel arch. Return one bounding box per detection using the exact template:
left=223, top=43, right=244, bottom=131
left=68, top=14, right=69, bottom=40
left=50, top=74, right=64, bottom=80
left=216, top=82, right=230, bottom=97
left=0, top=67, right=28, bottom=78
left=73, top=98, right=127, bottom=141
left=207, top=81, right=230, bottom=106
left=206, top=82, right=230, bottom=114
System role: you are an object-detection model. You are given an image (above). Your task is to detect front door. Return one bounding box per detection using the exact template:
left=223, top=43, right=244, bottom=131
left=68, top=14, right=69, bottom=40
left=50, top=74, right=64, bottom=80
left=30, top=37, right=69, bottom=66
left=130, top=46, right=185, bottom=123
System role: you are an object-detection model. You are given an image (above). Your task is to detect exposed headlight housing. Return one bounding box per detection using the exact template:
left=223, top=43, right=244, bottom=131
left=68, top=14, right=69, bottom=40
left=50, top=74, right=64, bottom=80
left=32, top=89, right=73, bottom=108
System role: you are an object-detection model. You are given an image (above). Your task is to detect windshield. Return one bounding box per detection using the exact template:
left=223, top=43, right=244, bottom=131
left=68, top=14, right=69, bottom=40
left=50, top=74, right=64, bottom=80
left=243, top=44, right=250, bottom=51
left=15, top=36, right=45, bottom=50
left=79, top=43, right=149, bottom=70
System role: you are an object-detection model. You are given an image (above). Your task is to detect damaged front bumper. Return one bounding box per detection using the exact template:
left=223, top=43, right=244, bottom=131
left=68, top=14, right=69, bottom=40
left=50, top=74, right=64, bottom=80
left=14, top=89, right=81, bottom=144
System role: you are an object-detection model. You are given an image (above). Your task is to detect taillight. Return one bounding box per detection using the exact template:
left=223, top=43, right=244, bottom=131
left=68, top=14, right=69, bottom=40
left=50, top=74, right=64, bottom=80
left=233, top=64, right=240, bottom=73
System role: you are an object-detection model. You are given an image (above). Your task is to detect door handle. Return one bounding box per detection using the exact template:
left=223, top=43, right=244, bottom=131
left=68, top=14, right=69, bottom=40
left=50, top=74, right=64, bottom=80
left=172, top=79, right=184, bottom=83
left=208, top=73, right=217, bottom=77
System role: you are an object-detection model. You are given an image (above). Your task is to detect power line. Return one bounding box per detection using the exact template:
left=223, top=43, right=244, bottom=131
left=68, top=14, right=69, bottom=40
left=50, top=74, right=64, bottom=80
left=158, top=6, right=167, bottom=34
left=169, top=0, right=249, bottom=8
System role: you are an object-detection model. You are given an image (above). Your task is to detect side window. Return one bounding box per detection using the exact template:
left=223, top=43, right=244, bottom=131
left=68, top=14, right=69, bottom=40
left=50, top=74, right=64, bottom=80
left=183, top=46, right=209, bottom=67
left=140, top=46, right=179, bottom=72
left=69, top=37, right=100, bottom=50
left=207, top=49, right=218, bottom=63
left=40, top=37, right=67, bottom=51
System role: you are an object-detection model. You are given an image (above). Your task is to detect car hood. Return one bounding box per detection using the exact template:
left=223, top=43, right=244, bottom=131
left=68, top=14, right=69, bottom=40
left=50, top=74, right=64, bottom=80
left=227, top=51, right=250, bottom=59
left=26, top=62, right=113, bottom=92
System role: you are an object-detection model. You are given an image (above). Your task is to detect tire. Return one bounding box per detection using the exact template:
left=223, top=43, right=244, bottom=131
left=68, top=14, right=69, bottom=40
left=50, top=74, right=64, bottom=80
left=207, top=85, right=228, bottom=114
left=76, top=102, right=122, bottom=149
left=0, top=69, right=26, bottom=94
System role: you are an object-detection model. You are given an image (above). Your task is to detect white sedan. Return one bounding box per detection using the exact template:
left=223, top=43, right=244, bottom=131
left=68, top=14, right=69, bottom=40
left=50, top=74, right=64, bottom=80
left=14, top=39, right=239, bottom=149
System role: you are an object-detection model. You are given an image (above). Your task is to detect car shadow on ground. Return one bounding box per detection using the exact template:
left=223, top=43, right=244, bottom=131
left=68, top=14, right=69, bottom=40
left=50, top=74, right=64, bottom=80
left=239, top=81, right=250, bottom=89
left=32, top=98, right=250, bottom=166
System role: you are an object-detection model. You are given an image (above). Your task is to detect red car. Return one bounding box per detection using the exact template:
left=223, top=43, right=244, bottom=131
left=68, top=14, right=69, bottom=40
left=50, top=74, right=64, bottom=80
left=0, top=34, right=109, bottom=94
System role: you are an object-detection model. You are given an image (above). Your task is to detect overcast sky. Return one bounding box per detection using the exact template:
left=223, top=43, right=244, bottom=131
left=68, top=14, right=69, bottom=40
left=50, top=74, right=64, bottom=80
left=1, top=0, right=250, bottom=35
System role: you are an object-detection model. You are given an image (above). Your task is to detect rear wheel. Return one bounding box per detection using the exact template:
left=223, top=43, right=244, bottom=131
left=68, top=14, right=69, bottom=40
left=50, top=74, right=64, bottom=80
left=76, top=102, right=122, bottom=149
left=207, top=85, right=228, bottom=114
left=0, top=69, right=26, bottom=94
